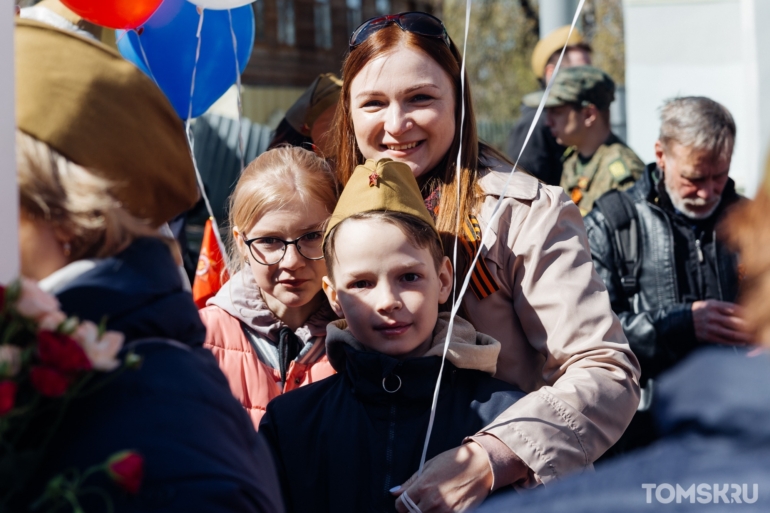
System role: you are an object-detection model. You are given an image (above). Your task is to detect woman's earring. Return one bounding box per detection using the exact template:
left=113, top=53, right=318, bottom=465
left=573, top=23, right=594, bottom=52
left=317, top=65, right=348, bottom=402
left=63, top=242, right=71, bottom=257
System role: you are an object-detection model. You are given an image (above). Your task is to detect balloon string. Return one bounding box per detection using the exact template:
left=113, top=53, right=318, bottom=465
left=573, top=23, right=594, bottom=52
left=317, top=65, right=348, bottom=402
left=227, top=8, right=246, bottom=172
left=417, top=0, right=472, bottom=476
left=186, top=8, right=205, bottom=123
left=182, top=8, right=229, bottom=266
left=135, top=32, right=159, bottom=86
left=416, top=0, right=586, bottom=477
left=115, top=30, right=128, bottom=47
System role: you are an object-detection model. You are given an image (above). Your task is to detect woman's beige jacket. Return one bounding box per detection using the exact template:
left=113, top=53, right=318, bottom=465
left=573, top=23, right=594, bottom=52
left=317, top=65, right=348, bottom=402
left=465, top=160, right=641, bottom=486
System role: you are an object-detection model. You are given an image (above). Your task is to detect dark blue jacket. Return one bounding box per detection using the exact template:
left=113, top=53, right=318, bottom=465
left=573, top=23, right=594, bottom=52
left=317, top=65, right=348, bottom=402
left=18, top=238, right=283, bottom=512
left=260, top=327, right=525, bottom=513
left=477, top=347, right=770, bottom=512
left=54, top=237, right=206, bottom=346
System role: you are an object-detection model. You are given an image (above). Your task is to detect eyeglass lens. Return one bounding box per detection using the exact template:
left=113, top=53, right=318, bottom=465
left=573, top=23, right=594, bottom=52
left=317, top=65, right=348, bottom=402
left=247, top=232, right=324, bottom=265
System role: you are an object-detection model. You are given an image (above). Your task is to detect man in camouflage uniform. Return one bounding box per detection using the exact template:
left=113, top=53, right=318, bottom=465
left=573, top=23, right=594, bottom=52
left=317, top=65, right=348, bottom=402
left=524, top=66, right=644, bottom=215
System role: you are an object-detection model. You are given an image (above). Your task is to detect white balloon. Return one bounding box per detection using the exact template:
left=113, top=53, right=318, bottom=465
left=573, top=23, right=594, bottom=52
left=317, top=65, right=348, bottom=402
left=188, top=0, right=255, bottom=10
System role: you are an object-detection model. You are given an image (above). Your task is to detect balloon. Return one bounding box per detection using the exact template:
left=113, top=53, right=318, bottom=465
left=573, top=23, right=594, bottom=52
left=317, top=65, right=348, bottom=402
left=61, top=0, right=164, bottom=29
left=117, top=0, right=255, bottom=119
left=188, top=0, right=255, bottom=10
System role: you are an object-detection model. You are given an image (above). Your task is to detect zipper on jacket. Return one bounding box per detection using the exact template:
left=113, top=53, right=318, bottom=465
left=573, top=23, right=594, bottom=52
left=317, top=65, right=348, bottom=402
left=382, top=403, right=398, bottom=509
left=712, top=229, right=725, bottom=300
left=695, top=238, right=704, bottom=263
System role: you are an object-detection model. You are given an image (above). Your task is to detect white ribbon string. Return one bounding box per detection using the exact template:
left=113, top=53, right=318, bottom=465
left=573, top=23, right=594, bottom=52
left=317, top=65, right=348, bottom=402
left=135, top=33, right=159, bottom=85
left=183, top=8, right=229, bottom=265
left=401, top=490, right=422, bottom=513
left=416, top=0, right=586, bottom=475
left=185, top=8, right=205, bottom=125
left=417, top=0, right=472, bottom=476
left=227, top=8, right=246, bottom=172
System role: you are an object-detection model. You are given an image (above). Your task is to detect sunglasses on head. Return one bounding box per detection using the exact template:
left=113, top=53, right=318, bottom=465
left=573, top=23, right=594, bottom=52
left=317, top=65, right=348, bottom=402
left=349, top=12, right=451, bottom=51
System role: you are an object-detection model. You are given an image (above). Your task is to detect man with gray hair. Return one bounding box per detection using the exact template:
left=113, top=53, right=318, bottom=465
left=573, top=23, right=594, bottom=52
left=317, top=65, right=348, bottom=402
left=583, top=96, right=751, bottom=455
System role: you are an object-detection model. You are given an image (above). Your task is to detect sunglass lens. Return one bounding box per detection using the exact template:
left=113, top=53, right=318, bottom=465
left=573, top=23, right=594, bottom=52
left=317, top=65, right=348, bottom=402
left=398, top=13, right=445, bottom=38
left=350, top=17, right=389, bottom=48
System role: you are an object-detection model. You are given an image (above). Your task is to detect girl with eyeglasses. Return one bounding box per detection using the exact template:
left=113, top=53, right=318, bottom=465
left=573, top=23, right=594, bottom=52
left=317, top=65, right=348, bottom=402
left=200, top=146, right=339, bottom=429
left=332, top=12, right=641, bottom=512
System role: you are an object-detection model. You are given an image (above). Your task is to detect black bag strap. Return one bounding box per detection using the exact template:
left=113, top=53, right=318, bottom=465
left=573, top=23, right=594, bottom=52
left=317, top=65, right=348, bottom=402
left=595, top=190, right=640, bottom=297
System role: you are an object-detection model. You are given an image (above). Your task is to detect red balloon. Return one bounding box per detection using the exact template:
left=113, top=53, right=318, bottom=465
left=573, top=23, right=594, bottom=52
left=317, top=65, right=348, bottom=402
left=61, top=0, right=165, bottom=29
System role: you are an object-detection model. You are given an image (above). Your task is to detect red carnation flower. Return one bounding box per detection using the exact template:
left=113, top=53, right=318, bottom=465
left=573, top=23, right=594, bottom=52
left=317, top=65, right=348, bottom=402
left=106, top=451, right=144, bottom=494
left=0, top=284, right=5, bottom=310
left=37, top=330, right=91, bottom=373
left=0, top=380, right=17, bottom=415
left=30, top=366, right=72, bottom=397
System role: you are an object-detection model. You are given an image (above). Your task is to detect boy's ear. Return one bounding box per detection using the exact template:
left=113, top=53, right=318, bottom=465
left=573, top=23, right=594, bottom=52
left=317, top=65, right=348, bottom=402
left=437, top=256, right=453, bottom=305
left=322, top=276, right=345, bottom=318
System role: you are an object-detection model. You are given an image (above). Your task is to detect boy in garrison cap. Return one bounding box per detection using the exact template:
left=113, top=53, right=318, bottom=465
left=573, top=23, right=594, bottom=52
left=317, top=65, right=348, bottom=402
left=524, top=66, right=644, bottom=216
left=259, top=159, right=525, bottom=513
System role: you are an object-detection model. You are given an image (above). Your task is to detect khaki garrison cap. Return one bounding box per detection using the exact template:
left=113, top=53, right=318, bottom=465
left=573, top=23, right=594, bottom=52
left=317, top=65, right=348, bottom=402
left=523, top=66, right=616, bottom=111
left=286, top=73, right=343, bottom=136
left=531, top=25, right=585, bottom=79
left=324, top=159, right=440, bottom=243
left=15, top=18, right=199, bottom=228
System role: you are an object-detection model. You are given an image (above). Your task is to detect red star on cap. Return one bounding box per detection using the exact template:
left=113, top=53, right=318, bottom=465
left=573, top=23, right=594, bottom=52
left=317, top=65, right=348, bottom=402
left=368, top=171, right=379, bottom=187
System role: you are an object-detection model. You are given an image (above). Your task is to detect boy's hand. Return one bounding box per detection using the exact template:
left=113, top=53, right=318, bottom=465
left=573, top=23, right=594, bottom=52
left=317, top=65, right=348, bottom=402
left=392, top=443, right=492, bottom=513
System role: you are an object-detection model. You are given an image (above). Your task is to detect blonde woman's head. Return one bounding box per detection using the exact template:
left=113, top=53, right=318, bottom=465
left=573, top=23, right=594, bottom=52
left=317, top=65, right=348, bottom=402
left=17, top=130, right=166, bottom=280
left=228, top=147, right=338, bottom=317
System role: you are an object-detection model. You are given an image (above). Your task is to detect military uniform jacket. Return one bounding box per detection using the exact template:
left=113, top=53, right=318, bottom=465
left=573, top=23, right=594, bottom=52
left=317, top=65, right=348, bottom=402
left=560, top=132, right=645, bottom=215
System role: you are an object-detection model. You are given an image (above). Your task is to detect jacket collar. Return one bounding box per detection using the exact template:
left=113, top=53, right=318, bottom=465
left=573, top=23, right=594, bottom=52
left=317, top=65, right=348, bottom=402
left=208, top=269, right=336, bottom=344
left=53, top=237, right=206, bottom=345
left=478, top=155, right=539, bottom=201
left=326, top=312, right=503, bottom=404
left=326, top=313, right=500, bottom=376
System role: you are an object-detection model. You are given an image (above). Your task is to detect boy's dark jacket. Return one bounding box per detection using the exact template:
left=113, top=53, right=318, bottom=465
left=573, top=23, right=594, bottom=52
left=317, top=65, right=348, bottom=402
left=260, top=314, right=525, bottom=513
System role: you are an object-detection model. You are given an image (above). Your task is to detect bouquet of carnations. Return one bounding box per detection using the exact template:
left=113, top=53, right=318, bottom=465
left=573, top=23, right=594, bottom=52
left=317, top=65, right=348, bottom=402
left=0, top=278, right=144, bottom=511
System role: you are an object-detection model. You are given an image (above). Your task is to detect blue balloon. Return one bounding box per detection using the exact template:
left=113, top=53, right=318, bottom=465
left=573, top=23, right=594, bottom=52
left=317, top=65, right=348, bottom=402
left=117, top=0, right=255, bottom=119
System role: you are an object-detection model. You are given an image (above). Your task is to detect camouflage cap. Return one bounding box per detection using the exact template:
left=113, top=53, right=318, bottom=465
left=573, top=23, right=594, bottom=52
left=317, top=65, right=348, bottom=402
left=523, top=66, right=616, bottom=111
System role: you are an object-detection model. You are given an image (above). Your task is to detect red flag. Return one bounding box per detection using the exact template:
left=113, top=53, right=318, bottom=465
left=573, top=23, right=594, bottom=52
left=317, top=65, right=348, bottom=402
left=192, top=219, right=229, bottom=309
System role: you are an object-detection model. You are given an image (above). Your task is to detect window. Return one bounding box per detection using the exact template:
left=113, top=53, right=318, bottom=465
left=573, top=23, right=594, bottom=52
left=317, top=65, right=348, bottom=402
left=346, top=0, right=361, bottom=39
left=253, top=0, right=265, bottom=41
left=277, top=0, right=295, bottom=46
left=314, top=0, right=332, bottom=49
left=375, top=0, right=390, bottom=15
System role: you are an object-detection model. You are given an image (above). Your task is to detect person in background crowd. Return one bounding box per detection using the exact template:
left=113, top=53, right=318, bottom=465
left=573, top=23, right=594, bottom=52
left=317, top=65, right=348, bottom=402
left=584, top=96, right=750, bottom=455
left=14, top=18, right=283, bottom=512
left=524, top=66, right=644, bottom=216
left=477, top=148, right=770, bottom=513
left=200, top=147, right=339, bottom=428
left=506, top=25, right=592, bottom=186
left=334, top=12, right=640, bottom=512
left=260, top=159, right=526, bottom=512
left=268, top=73, right=342, bottom=159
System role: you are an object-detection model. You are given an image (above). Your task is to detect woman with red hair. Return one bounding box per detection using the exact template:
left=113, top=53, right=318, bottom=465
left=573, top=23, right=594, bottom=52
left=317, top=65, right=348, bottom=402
left=334, top=12, right=641, bottom=511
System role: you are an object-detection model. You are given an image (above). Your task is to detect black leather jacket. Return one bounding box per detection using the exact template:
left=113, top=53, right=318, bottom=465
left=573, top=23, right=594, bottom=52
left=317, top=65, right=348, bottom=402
left=584, top=165, right=742, bottom=381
